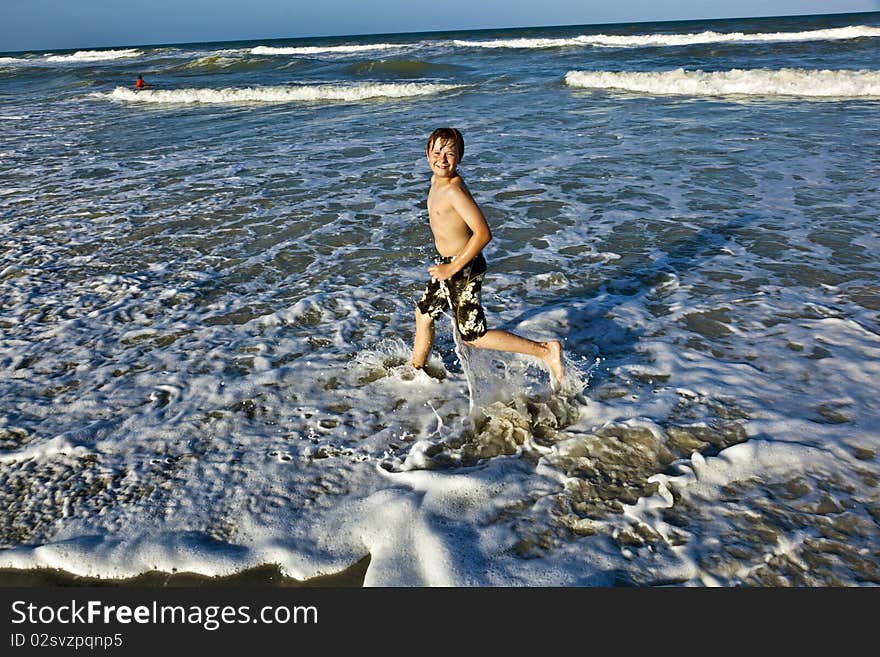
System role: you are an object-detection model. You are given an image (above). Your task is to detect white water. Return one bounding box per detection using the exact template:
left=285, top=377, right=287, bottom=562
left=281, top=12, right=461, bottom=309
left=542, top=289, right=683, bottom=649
left=252, top=43, right=404, bottom=55
left=101, top=82, right=464, bottom=104
left=454, top=25, right=880, bottom=49
left=45, top=48, right=143, bottom=62
left=565, top=67, right=880, bottom=97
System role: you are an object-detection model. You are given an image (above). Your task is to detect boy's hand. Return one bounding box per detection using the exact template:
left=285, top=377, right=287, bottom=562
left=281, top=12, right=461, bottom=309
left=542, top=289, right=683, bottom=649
left=427, top=262, right=456, bottom=281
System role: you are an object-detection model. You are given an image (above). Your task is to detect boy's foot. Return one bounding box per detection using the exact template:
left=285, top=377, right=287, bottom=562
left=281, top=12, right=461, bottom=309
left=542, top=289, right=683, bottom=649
left=542, top=340, right=565, bottom=385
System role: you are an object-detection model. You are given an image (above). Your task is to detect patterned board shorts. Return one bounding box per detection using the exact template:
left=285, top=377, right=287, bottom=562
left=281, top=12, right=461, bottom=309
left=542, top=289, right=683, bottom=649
left=416, top=252, right=488, bottom=341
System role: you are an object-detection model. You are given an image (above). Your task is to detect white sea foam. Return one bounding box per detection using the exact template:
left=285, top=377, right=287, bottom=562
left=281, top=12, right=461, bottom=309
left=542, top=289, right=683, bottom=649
left=45, top=48, right=143, bottom=62
left=251, top=43, right=403, bottom=55
left=100, top=82, right=463, bottom=104
left=454, top=25, right=880, bottom=49
left=564, top=67, right=880, bottom=98
left=0, top=57, right=28, bottom=65
left=0, top=436, right=86, bottom=464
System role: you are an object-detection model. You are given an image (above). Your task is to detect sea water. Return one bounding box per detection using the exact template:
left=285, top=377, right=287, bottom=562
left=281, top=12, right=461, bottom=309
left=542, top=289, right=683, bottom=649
left=1, top=12, right=878, bottom=586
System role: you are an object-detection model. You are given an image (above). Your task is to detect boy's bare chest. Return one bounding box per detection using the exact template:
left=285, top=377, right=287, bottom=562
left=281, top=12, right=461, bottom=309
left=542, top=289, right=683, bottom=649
left=427, top=189, right=460, bottom=225
left=427, top=200, right=463, bottom=235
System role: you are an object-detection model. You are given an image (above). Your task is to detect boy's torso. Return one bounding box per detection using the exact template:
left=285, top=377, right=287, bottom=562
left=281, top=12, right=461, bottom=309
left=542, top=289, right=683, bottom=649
left=427, top=176, right=473, bottom=257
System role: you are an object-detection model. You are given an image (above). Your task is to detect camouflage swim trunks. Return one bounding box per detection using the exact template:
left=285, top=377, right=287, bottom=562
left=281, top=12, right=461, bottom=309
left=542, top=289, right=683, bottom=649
left=416, top=252, right=488, bottom=342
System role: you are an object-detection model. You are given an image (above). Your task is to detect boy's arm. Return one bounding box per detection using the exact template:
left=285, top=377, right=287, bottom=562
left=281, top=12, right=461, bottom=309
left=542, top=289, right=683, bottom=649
left=429, top=185, right=492, bottom=280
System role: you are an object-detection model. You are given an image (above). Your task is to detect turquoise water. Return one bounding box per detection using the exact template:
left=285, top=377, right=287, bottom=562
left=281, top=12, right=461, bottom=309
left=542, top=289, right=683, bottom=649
left=1, top=12, right=879, bottom=586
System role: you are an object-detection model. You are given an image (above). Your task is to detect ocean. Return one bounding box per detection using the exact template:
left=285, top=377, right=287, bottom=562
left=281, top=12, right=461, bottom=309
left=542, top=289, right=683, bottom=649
left=1, top=11, right=878, bottom=587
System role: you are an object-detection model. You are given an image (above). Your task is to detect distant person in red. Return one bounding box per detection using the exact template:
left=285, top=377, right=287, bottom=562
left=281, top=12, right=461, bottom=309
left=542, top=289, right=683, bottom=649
left=134, top=75, right=149, bottom=91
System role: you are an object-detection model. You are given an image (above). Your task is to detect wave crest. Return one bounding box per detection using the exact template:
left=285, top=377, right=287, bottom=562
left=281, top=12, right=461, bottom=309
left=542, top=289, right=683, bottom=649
left=455, top=25, right=880, bottom=49
left=45, top=49, right=143, bottom=62
left=251, top=43, right=402, bottom=55
left=100, top=82, right=463, bottom=104
left=564, top=68, right=880, bottom=98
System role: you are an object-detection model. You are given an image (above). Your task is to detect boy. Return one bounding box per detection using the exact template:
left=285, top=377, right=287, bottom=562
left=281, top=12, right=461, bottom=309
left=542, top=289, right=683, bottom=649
left=411, top=127, right=565, bottom=385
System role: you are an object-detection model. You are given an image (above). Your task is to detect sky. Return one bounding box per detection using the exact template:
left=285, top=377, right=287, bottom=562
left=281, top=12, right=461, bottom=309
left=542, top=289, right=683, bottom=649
left=1, top=0, right=878, bottom=53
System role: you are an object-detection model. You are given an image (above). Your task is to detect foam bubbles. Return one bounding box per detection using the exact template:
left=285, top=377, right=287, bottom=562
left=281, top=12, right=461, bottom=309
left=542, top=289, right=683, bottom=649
left=455, top=25, right=880, bottom=49
left=45, top=49, right=143, bottom=62
left=101, top=82, right=464, bottom=104
left=565, top=67, right=880, bottom=98
left=252, top=43, right=404, bottom=55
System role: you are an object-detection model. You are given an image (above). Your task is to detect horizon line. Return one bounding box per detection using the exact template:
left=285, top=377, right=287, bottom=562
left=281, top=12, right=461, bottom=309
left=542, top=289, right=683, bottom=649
left=3, top=9, right=878, bottom=56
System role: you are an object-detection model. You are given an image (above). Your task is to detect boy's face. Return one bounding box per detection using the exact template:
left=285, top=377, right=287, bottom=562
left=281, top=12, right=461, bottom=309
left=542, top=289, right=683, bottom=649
left=427, top=138, right=460, bottom=179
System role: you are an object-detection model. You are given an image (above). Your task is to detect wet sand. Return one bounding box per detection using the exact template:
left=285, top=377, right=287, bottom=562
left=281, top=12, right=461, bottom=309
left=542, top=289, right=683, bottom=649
left=0, top=555, right=369, bottom=587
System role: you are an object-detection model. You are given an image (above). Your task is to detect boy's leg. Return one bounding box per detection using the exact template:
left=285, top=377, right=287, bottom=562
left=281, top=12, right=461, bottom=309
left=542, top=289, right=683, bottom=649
left=411, top=308, right=435, bottom=369
left=466, top=330, right=565, bottom=383
left=445, top=257, right=564, bottom=383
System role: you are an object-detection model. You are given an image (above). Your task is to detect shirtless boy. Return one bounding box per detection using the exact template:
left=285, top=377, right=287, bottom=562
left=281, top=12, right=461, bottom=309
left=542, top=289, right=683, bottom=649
left=411, top=127, right=565, bottom=384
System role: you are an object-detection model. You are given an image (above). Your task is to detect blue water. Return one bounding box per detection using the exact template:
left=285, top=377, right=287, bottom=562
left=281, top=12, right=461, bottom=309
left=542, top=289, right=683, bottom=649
left=1, top=12, right=879, bottom=586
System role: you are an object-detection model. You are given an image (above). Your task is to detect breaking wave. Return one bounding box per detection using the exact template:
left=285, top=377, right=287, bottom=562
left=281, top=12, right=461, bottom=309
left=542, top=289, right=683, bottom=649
left=564, top=67, right=880, bottom=98
left=100, top=82, right=464, bottom=104
left=45, top=48, right=143, bottom=62
left=454, top=25, right=880, bottom=49
left=251, top=43, right=403, bottom=55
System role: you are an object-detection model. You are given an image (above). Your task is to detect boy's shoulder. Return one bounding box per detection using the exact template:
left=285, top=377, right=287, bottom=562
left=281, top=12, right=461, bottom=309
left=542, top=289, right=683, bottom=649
left=430, top=174, right=468, bottom=195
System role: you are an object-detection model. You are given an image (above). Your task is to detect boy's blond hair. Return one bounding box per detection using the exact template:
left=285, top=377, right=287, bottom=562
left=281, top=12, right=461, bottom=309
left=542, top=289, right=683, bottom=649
left=426, top=127, right=464, bottom=160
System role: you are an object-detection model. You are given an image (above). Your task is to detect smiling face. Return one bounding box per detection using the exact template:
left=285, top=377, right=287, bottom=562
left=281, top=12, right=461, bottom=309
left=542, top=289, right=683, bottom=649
left=427, top=138, right=461, bottom=179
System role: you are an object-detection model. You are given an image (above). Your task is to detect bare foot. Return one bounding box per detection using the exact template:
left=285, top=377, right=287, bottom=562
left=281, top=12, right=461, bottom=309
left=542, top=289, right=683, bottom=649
left=542, top=340, right=565, bottom=385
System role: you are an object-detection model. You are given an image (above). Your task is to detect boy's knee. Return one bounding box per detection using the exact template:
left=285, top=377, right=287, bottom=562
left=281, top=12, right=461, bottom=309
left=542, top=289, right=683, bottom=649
left=462, top=332, right=485, bottom=347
